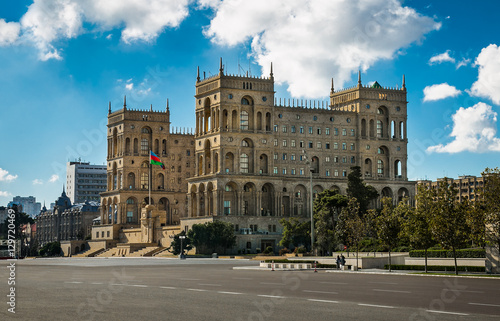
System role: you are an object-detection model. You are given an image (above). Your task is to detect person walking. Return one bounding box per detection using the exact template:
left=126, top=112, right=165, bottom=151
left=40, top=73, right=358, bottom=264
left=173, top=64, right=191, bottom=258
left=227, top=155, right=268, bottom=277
left=336, top=255, right=341, bottom=270
left=340, top=254, right=346, bottom=270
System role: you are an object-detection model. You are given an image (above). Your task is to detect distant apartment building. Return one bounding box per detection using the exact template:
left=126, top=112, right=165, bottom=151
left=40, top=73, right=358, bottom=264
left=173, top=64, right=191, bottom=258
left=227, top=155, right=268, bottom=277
left=66, top=161, right=107, bottom=203
left=417, top=175, right=485, bottom=202
left=8, top=196, right=41, bottom=217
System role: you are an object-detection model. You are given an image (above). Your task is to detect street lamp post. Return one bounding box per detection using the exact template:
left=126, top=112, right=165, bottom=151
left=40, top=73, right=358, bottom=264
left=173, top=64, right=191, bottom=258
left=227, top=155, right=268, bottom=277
left=179, top=235, right=186, bottom=260
left=302, top=150, right=314, bottom=253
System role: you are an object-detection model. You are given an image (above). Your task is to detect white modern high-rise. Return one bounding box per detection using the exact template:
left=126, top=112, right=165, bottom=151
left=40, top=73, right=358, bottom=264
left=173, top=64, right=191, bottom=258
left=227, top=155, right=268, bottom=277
left=9, top=196, right=41, bottom=217
left=66, top=161, right=107, bottom=204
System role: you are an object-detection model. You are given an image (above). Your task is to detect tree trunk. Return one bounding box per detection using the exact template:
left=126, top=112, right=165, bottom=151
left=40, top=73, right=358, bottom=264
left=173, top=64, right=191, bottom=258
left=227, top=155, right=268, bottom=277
left=356, top=246, right=359, bottom=270
left=453, top=246, right=458, bottom=275
left=424, top=248, right=428, bottom=273
left=389, top=249, right=392, bottom=272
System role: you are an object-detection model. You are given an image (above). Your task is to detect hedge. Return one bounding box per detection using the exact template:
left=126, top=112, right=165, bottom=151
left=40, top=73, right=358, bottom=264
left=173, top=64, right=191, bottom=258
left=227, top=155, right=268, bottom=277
left=409, top=249, right=485, bottom=258
left=384, top=264, right=485, bottom=272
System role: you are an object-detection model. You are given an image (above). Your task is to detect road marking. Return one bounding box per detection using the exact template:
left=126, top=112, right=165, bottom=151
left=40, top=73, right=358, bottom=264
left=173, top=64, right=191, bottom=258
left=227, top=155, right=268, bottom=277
left=426, top=310, right=469, bottom=316
left=258, top=295, right=286, bottom=299
left=91, top=282, right=103, bottom=285
left=319, top=282, right=347, bottom=285
left=308, top=299, right=339, bottom=304
left=233, top=277, right=253, bottom=280
left=218, top=291, right=243, bottom=295
left=260, top=282, right=283, bottom=286
left=180, top=278, right=201, bottom=281
left=187, top=288, right=208, bottom=292
left=303, top=290, right=338, bottom=295
left=373, top=289, right=411, bottom=294
left=198, top=283, right=222, bottom=287
left=462, top=290, right=484, bottom=294
left=65, top=281, right=83, bottom=284
left=160, top=286, right=177, bottom=290
left=369, top=281, right=398, bottom=285
left=469, top=302, right=500, bottom=308
left=358, top=303, right=395, bottom=309
left=130, top=284, right=148, bottom=287
left=110, top=284, right=124, bottom=286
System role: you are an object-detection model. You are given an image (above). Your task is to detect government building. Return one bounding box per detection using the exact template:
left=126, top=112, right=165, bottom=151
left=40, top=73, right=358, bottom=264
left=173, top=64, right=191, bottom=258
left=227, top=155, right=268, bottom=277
left=89, top=60, right=415, bottom=256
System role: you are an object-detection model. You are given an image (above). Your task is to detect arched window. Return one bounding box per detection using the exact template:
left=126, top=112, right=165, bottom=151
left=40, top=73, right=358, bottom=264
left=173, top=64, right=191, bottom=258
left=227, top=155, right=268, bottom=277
left=241, top=139, right=249, bottom=147
left=241, top=98, right=250, bottom=105
left=141, top=127, right=150, bottom=134
left=377, top=160, right=384, bottom=175
left=378, top=147, right=384, bottom=154
left=377, top=108, right=384, bottom=115
left=240, top=111, right=249, bottom=130
left=240, top=153, right=249, bottom=173
left=377, top=120, right=383, bottom=137
left=141, top=138, right=149, bottom=152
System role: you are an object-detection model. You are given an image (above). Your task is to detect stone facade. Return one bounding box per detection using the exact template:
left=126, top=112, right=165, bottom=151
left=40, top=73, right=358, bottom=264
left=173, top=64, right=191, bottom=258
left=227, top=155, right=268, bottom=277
left=95, top=61, right=415, bottom=254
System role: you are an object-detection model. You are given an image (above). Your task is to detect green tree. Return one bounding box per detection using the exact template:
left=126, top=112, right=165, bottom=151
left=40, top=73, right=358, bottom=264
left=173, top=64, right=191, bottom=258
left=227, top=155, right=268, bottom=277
left=167, top=231, right=193, bottom=255
left=429, top=179, right=470, bottom=275
left=39, top=241, right=62, bottom=256
left=482, top=168, right=500, bottom=263
left=188, top=220, right=236, bottom=254
left=313, top=189, right=349, bottom=254
left=346, top=166, right=379, bottom=214
left=336, top=198, right=365, bottom=268
left=279, top=217, right=310, bottom=250
left=404, top=186, right=435, bottom=273
left=375, top=197, right=402, bottom=272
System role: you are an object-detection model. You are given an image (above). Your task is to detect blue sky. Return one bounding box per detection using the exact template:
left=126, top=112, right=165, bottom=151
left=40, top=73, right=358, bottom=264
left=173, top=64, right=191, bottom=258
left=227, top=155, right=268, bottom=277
left=0, top=0, right=499, bottom=207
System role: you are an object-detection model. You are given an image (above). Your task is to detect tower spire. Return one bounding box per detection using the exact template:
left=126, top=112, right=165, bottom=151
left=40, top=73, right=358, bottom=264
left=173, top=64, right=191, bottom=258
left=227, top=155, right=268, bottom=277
left=197, top=66, right=200, bottom=82
left=108, top=101, right=111, bottom=114
left=358, top=70, right=361, bottom=86
left=150, top=104, right=153, bottom=111
left=166, top=98, right=169, bottom=111
left=402, top=74, right=406, bottom=89
left=270, top=62, right=274, bottom=78
left=123, top=95, right=127, bottom=109
left=219, top=57, right=223, bottom=75
left=331, top=78, right=334, bottom=93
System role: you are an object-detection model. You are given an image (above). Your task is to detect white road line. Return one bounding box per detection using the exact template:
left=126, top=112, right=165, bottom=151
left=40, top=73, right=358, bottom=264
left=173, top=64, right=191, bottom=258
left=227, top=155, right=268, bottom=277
left=218, top=291, right=243, bottom=295
left=110, top=284, right=124, bottom=286
left=130, top=284, right=148, bottom=287
left=233, top=277, right=253, bottom=280
left=65, top=281, right=83, bottom=284
left=373, top=289, right=411, bottom=294
left=198, top=283, right=222, bottom=287
left=91, top=282, right=103, bottom=285
left=303, top=290, right=338, bottom=295
left=258, top=295, right=286, bottom=299
left=179, top=278, right=201, bottom=281
left=320, top=282, right=348, bottom=285
left=160, top=286, right=177, bottom=290
left=187, top=288, right=208, bottom=292
left=358, top=303, right=395, bottom=309
left=426, top=310, right=469, bottom=316
left=260, top=282, right=283, bottom=286
left=369, top=282, right=398, bottom=285
left=462, top=290, right=484, bottom=294
left=469, top=302, right=500, bottom=308
left=308, top=299, right=339, bottom=304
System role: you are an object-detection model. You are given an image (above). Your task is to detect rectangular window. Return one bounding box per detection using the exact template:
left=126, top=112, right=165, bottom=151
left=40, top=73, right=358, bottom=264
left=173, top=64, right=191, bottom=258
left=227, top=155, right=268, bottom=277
left=326, top=143, right=330, bottom=149
left=334, top=170, right=338, bottom=177
left=274, top=139, right=278, bottom=146
left=274, top=124, right=278, bottom=132
left=282, top=168, right=287, bottom=175
left=291, top=168, right=296, bottom=175
left=291, top=125, right=296, bottom=133
left=234, top=224, right=239, bottom=232
left=274, top=153, right=278, bottom=160
left=241, top=112, right=249, bottom=130
left=317, top=142, right=322, bottom=149
left=291, top=140, right=296, bottom=147
left=317, top=128, right=321, bottom=135
left=350, top=143, right=355, bottom=150
left=334, top=128, right=338, bottom=136
left=299, top=141, right=304, bottom=148
left=326, top=156, right=330, bottom=162
left=273, top=167, right=278, bottom=174
left=291, top=154, right=296, bottom=161
left=299, top=155, right=304, bottom=161
left=282, top=125, right=287, bottom=133
left=127, top=211, right=133, bottom=223
left=283, top=140, right=287, bottom=147
left=351, top=129, right=355, bottom=136
left=326, top=170, right=330, bottom=177
left=342, top=143, right=347, bottom=150
left=343, top=170, right=347, bottom=177
left=300, top=168, right=304, bottom=175
left=342, top=156, right=347, bottom=163
left=282, top=153, right=287, bottom=160
left=186, top=150, right=190, bottom=156
left=300, top=126, right=304, bottom=134
left=325, top=128, right=330, bottom=135
left=141, top=138, right=149, bottom=152
left=342, top=128, right=347, bottom=136
left=224, top=201, right=231, bottom=215
left=309, top=127, right=313, bottom=134
left=351, top=156, right=355, bottom=163
left=334, top=143, right=338, bottom=150
left=308, top=141, right=313, bottom=148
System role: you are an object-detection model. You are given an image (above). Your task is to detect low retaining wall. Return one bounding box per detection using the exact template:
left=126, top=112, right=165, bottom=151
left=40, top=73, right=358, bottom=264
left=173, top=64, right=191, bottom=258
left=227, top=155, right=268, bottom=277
left=260, top=262, right=312, bottom=270
left=405, top=257, right=485, bottom=267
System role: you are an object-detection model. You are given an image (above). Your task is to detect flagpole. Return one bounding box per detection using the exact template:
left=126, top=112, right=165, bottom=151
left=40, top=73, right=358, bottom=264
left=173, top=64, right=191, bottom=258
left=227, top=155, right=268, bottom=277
left=149, top=150, right=152, bottom=206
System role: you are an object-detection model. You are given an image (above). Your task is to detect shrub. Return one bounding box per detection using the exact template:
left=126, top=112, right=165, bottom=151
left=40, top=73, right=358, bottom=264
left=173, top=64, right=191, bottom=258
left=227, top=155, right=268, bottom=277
left=263, top=246, right=273, bottom=255
left=409, top=249, right=485, bottom=258
left=279, top=247, right=290, bottom=256
left=297, top=245, right=307, bottom=254
left=384, top=264, right=485, bottom=272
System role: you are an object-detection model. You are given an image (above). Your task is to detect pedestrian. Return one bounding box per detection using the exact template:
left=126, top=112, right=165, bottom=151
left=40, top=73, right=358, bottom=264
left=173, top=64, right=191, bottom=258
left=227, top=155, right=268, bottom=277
left=336, top=255, right=341, bottom=270
left=341, top=254, right=346, bottom=269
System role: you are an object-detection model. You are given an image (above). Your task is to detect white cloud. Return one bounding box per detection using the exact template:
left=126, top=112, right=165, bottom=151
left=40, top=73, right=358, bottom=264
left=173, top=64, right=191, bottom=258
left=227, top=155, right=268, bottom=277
left=0, top=168, right=18, bottom=182
left=0, top=19, right=21, bottom=46
left=427, top=102, right=500, bottom=153
left=14, top=0, right=190, bottom=60
left=125, top=83, right=134, bottom=90
left=32, top=179, right=43, bottom=185
left=429, top=50, right=455, bottom=65
left=202, top=0, right=440, bottom=97
left=48, top=174, right=59, bottom=183
left=0, top=191, right=11, bottom=197
left=456, top=57, right=470, bottom=69
left=423, top=83, right=461, bottom=102
left=470, top=44, right=500, bottom=105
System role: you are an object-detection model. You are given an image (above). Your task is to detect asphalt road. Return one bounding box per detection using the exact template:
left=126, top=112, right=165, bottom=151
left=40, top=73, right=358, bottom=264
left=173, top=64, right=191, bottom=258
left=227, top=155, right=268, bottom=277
left=1, top=257, right=500, bottom=321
